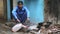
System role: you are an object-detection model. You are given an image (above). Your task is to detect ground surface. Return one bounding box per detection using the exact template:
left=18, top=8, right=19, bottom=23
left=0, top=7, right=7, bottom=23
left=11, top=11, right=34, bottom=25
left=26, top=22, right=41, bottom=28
left=0, top=22, right=33, bottom=34
left=0, top=21, right=60, bottom=34
left=0, top=18, right=36, bottom=34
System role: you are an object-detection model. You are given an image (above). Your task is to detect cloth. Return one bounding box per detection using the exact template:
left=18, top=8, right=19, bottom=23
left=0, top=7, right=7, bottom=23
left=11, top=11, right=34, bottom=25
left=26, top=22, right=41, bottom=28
left=12, top=23, right=28, bottom=32
left=12, top=23, right=22, bottom=32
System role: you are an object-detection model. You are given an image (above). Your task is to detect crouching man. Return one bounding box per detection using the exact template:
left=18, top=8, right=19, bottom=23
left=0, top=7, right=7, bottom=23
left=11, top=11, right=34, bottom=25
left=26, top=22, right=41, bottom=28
left=12, top=1, right=30, bottom=32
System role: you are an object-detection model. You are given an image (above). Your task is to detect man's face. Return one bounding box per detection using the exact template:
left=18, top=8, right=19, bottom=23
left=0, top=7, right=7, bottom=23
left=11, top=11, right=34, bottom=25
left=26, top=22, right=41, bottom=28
left=18, top=4, right=23, bottom=8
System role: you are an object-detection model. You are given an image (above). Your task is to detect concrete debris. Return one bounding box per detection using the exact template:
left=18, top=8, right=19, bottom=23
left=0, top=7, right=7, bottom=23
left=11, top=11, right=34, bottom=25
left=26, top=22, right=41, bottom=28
left=0, top=22, right=60, bottom=34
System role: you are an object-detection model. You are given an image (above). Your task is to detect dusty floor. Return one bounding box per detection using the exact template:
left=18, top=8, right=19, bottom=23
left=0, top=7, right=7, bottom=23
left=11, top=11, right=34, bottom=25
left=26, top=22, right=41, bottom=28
left=0, top=18, right=36, bottom=34
left=0, top=18, right=60, bottom=34
left=0, top=23, right=33, bottom=34
left=0, top=21, right=60, bottom=34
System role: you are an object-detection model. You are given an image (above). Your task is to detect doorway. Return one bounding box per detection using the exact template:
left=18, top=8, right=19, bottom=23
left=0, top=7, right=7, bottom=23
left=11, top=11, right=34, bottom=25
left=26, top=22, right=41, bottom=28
left=10, top=0, right=13, bottom=19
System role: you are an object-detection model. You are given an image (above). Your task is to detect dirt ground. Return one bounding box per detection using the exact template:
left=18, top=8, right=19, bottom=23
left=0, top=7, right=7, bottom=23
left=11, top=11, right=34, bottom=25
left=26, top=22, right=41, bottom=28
left=0, top=26, right=32, bottom=34
left=0, top=22, right=60, bottom=34
left=0, top=22, right=33, bottom=34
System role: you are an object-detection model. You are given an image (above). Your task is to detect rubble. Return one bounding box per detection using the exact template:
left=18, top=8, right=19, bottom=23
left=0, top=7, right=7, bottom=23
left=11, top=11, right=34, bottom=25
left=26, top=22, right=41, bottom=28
left=0, top=22, right=60, bottom=34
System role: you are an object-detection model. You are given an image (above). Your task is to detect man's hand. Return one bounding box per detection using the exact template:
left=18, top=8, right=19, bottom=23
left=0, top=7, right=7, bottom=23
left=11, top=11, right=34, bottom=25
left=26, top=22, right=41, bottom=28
left=17, top=19, right=20, bottom=22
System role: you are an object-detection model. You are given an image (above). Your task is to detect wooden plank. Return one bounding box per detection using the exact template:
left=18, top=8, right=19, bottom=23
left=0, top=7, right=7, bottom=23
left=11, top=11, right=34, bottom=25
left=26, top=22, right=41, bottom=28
left=0, top=0, right=4, bottom=18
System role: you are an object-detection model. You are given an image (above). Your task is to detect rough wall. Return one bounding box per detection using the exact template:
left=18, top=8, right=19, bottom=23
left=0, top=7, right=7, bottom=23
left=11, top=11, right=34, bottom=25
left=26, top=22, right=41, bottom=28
left=57, top=0, right=60, bottom=24
left=44, top=0, right=60, bottom=24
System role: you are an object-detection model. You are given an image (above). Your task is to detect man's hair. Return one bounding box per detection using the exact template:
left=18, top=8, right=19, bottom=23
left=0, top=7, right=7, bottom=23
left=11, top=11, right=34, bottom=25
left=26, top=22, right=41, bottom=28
left=17, top=1, right=23, bottom=5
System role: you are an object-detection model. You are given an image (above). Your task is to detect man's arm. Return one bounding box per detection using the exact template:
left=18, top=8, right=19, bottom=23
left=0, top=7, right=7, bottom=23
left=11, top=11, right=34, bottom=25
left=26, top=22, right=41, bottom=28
left=12, top=7, right=20, bottom=22
left=12, top=7, right=18, bottom=19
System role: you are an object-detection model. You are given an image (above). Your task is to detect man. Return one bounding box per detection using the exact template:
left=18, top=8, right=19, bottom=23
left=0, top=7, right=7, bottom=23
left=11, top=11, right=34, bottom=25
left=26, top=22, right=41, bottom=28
left=12, top=1, right=30, bottom=32
left=12, top=1, right=30, bottom=23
